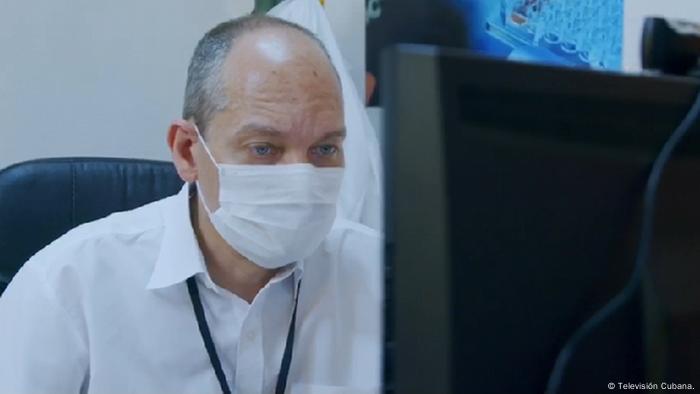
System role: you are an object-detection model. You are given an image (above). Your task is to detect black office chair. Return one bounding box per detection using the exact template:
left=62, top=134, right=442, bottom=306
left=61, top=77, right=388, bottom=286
left=0, top=158, right=183, bottom=294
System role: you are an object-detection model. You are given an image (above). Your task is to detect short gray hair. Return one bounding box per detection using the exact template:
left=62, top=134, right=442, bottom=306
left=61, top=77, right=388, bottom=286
left=182, top=15, right=336, bottom=137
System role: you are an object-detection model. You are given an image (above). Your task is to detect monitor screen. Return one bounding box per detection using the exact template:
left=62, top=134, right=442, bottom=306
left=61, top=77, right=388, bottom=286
left=382, top=45, right=700, bottom=393
left=366, top=0, right=625, bottom=105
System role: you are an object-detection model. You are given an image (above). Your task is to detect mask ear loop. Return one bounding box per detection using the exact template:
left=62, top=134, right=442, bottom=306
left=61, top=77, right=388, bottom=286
left=191, top=123, right=219, bottom=216
left=193, top=124, right=219, bottom=167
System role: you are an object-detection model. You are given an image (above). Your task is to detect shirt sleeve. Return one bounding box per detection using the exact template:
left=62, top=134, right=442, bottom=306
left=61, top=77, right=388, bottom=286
left=0, top=262, right=89, bottom=394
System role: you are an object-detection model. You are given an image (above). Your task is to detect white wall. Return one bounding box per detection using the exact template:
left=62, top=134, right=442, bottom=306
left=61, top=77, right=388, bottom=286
left=9, top=0, right=693, bottom=169
left=0, top=0, right=366, bottom=170
left=0, top=0, right=254, bottom=169
left=624, top=0, right=700, bottom=72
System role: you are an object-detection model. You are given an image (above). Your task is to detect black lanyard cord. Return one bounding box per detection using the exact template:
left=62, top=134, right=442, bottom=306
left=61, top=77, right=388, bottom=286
left=187, top=277, right=232, bottom=394
left=186, top=276, right=300, bottom=394
left=274, top=280, right=300, bottom=394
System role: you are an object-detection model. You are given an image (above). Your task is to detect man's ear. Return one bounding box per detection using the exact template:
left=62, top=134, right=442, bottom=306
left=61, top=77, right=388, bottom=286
left=168, top=119, right=199, bottom=183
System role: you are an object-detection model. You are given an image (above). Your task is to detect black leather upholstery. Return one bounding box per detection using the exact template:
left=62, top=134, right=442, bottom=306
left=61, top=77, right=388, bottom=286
left=0, top=158, right=183, bottom=294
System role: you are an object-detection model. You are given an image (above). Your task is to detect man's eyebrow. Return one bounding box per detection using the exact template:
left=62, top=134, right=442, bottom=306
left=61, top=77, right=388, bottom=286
left=319, top=128, right=347, bottom=140
left=234, top=124, right=346, bottom=140
left=234, top=123, right=285, bottom=138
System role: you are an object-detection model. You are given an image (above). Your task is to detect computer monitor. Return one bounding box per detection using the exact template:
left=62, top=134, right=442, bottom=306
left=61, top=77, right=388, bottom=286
left=382, top=45, right=700, bottom=394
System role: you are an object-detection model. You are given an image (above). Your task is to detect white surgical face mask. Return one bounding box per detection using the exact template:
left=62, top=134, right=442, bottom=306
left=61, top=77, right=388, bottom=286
left=194, top=125, right=344, bottom=269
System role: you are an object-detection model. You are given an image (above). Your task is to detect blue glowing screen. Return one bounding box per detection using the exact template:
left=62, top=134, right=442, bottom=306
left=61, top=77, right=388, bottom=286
left=452, top=0, right=623, bottom=69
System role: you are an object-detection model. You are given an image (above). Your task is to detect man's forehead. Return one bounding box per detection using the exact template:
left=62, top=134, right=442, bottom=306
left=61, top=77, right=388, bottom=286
left=205, top=95, right=345, bottom=143
left=222, top=27, right=338, bottom=88
left=202, top=26, right=343, bottom=143
left=255, top=36, right=292, bottom=64
left=227, top=28, right=325, bottom=65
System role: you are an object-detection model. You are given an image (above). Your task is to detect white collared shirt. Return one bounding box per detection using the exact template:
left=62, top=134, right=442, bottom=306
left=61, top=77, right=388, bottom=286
left=0, top=185, right=382, bottom=394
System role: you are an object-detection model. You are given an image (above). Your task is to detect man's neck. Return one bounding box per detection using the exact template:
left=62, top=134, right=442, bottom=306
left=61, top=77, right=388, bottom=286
left=190, top=195, right=279, bottom=303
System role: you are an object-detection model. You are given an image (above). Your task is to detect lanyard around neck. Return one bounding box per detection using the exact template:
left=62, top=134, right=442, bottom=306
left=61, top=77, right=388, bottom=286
left=186, top=276, right=301, bottom=394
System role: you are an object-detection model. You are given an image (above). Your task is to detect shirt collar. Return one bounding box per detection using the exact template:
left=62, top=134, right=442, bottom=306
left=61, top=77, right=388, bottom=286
left=146, top=183, right=305, bottom=295
left=146, top=183, right=208, bottom=290
left=270, top=260, right=305, bottom=299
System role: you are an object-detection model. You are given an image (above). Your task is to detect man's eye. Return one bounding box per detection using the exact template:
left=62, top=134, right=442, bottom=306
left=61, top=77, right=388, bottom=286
left=313, top=144, right=338, bottom=156
left=250, top=144, right=275, bottom=156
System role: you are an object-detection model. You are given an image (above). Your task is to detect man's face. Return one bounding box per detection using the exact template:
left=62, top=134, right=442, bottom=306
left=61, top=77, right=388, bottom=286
left=194, top=27, right=345, bottom=207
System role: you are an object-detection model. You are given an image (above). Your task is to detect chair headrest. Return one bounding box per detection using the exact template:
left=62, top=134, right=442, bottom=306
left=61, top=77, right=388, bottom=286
left=0, top=157, right=183, bottom=293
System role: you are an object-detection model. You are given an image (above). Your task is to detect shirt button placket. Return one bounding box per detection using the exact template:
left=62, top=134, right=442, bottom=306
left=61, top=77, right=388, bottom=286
left=236, top=312, right=264, bottom=393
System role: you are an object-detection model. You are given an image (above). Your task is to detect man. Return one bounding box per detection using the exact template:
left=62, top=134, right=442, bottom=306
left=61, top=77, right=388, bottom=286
left=0, top=15, right=381, bottom=394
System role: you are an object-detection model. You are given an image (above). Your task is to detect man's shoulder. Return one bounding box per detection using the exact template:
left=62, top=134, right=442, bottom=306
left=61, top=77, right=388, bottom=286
left=25, top=194, right=175, bottom=277
left=319, top=218, right=382, bottom=275
left=304, top=219, right=382, bottom=329
left=328, top=218, right=382, bottom=244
